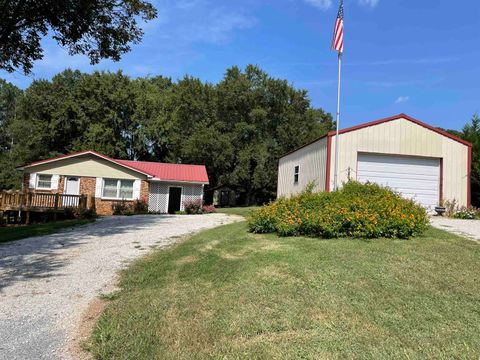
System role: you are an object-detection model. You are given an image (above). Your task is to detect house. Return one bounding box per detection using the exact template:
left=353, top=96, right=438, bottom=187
left=278, top=114, right=472, bottom=210
left=16, top=151, right=209, bottom=215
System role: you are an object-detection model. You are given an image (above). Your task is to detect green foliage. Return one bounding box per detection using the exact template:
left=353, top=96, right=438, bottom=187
left=0, top=0, right=157, bottom=74
left=0, top=66, right=333, bottom=204
left=112, top=201, right=133, bottom=216
left=76, top=207, right=98, bottom=220
left=248, top=182, right=429, bottom=239
left=453, top=208, right=479, bottom=219
left=443, top=199, right=480, bottom=219
left=184, top=199, right=203, bottom=214
left=133, top=200, right=149, bottom=214
left=462, top=113, right=480, bottom=206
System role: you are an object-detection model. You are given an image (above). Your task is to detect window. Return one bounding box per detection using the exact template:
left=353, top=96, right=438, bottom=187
left=37, top=174, right=52, bottom=189
left=294, top=166, right=299, bottom=184
left=102, top=179, right=135, bottom=199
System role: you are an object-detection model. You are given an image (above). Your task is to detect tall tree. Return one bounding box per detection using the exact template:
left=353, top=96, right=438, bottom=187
left=462, top=113, right=480, bottom=206
left=216, top=65, right=334, bottom=203
left=0, top=65, right=334, bottom=202
left=0, top=0, right=156, bottom=74
left=0, top=79, right=22, bottom=189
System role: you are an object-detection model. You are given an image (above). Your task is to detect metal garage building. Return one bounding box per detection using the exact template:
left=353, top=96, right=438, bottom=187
left=277, top=114, right=472, bottom=209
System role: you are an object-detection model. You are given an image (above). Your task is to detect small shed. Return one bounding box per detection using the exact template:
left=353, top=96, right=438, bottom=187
left=277, top=114, right=472, bottom=210
left=212, top=186, right=237, bottom=207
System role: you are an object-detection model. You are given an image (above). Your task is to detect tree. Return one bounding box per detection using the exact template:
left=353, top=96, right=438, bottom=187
left=0, top=79, right=22, bottom=189
left=0, top=0, right=156, bottom=74
left=462, top=113, right=480, bottom=206
left=0, top=65, right=334, bottom=203
left=216, top=65, right=334, bottom=204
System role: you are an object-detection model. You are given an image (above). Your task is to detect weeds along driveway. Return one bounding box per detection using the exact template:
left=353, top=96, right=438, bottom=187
left=0, top=214, right=241, bottom=360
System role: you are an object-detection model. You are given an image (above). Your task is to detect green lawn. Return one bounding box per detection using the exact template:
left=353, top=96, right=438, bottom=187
left=0, top=219, right=93, bottom=244
left=88, top=222, right=480, bottom=359
left=216, top=206, right=259, bottom=217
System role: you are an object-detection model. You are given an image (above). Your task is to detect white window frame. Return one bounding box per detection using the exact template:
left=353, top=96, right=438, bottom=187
left=36, top=174, right=53, bottom=190
left=101, top=178, right=135, bottom=200
left=294, top=165, right=299, bottom=184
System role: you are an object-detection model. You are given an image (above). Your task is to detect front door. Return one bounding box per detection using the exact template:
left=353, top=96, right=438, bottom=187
left=63, top=176, right=80, bottom=206
left=168, top=187, right=182, bottom=214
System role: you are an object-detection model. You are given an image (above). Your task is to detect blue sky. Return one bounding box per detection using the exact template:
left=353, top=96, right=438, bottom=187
left=1, top=0, right=479, bottom=130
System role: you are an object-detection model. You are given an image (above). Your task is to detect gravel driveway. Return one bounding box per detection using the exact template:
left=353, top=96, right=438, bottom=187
left=0, top=214, right=240, bottom=360
left=430, top=216, right=480, bottom=242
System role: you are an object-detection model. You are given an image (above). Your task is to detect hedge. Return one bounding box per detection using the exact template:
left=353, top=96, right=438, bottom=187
left=248, top=182, right=429, bottom=239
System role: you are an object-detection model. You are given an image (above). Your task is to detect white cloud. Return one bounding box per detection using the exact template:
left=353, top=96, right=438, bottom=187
left=359, top=0, right=379, bottom=8
left=395, top=96, right=410, bottom=104
left=304, top=0, right=332, bottom=10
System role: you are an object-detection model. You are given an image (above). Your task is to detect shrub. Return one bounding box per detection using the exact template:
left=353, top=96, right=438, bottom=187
left=248, top=181, right=429, bottom=239
left=76, top=207, right=97, bottom=220
left=184, top=199, right=203, bottom=214
left=133, top=199, right=149, bottom=214
left=453, top=207, right=479, bottom=219
left=202, top=205, right=217, bottom=214
left=112, top=200, right=132, bottom=216
left=442, top=200, right=480, bottom=219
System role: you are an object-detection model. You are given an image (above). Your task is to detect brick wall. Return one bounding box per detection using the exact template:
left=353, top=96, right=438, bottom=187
left=23, top=173, right=150, bottom=216
left=81, top=177, right=150, bottom=216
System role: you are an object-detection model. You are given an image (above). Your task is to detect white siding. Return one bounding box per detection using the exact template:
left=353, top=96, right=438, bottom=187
left=277, top=137, right=328, bottom=197
left=277, top=116, right=470, bottom=207
left=25, top=154, right=147, bottom=180
left=328, top=117, right=469, bottom=207
left=148, top=182, right=204, bottom=213
left=357, top=153, right=440, bottom=210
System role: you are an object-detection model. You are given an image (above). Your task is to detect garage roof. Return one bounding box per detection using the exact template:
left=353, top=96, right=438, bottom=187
left=281, top=113, right=472, bottom=159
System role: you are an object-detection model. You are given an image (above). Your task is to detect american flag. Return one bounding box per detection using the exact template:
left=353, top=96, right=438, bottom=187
left=332, top=0, right=344, bottom=53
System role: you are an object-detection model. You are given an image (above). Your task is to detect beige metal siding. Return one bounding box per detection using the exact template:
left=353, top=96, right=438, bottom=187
left=328, top=117, right=469, bottom=206
left=25, top=155, right=147, bottom=180
left=277, top=137, right=328, bottom=197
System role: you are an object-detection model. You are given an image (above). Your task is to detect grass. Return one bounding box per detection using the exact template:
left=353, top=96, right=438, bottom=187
left=216, top=206, right=259, bottom=217
left=0, top=219, right=93, bottom=244
left=87, top=222, right=480, bottom=359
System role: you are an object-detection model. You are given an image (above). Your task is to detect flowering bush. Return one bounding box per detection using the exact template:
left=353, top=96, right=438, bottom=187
left=202, top=205, right=217, bottom=213
left=248, top=181, right=429, bottom=239
left=453, top=207, right=479, bottom=219
left=183, top=199, right=203, bottom=214
left=442, top=200, right=479, bottom=219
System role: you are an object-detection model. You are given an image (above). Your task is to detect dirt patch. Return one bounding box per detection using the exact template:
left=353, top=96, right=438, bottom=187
left=66, top=297, right=108, bottom=360
left=199, top=239, right=220, bottom=252
left=176, top=255, right=198, bottom=265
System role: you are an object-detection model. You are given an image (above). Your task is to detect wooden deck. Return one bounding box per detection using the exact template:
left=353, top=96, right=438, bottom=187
left=0, top=191, right=88, bottom=224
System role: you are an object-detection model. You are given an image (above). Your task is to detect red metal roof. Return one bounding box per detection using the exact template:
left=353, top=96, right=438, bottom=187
left=116, top=160, right=209, bottom=184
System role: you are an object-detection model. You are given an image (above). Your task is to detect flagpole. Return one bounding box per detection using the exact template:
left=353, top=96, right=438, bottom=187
left=333, top=52, right=342, bottom=191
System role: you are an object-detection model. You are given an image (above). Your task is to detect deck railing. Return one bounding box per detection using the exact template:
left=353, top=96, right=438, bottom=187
left=0, top=190, right=87, bottom=212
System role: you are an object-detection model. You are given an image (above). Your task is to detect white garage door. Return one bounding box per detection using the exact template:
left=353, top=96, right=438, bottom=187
left=357, top=153, right=440, bottom=210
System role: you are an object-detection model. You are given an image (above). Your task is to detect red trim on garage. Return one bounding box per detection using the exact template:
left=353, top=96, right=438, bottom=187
left=439, top=158, right=443, bottom=204
left=280, top=114, right=472, bottom=160
left=467, top=145, right=472, bottom=208
left=325, top=134, right=332, bottom=192
left=329, top=114, right=472, bottom=147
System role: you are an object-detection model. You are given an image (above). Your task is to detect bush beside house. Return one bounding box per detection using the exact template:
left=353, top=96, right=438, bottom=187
left=248, top=182, right=429, bottom=239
